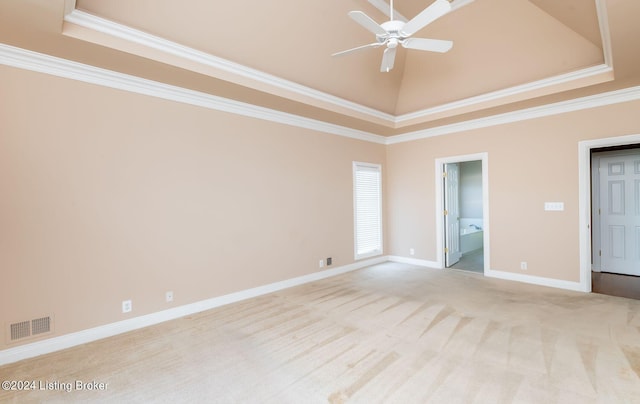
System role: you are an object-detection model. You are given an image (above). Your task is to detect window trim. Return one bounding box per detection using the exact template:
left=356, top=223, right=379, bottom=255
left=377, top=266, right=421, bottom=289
left=353, top=161, right=383, bottom=260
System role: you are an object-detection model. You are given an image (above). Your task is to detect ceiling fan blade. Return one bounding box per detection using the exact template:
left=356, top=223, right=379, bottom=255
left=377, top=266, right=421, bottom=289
left=348, top=11, right=388, bottom=36
left=402, top=38, right=453, bottom=53
left=380, top=47, right=397, bottom=72
left=332, top=42, right=384, bottom=57
left=401, top=0, right=451, bottom=37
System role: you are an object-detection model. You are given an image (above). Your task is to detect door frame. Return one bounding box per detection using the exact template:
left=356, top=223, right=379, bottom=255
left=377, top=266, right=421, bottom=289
left=435, top=152, right=490, bottom=271
left=578, top=133, right=640, bottom=292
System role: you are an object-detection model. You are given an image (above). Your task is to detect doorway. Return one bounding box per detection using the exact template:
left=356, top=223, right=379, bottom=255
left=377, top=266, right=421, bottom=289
left=578, top=133, right=640, bottom=294
left=590, top=145, right=640, bottom=298
left=436, top=153, right=489, bottom=274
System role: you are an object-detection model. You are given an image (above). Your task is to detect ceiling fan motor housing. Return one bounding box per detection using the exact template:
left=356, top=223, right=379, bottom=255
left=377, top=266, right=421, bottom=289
left=379, top=21, right=406, bottom=48
left=380, top=20, right=406, bottom=38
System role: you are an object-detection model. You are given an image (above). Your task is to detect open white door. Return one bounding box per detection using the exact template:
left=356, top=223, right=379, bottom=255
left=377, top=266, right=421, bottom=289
left=599, top=154, right=640, bottom=275
left=444, top=163, right=462, bottom=267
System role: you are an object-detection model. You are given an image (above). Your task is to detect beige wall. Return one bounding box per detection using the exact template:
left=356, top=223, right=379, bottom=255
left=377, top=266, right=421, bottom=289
left=0, top=65, right=385, bottom=350
left=3, top=59, right=640, bottom=353
left=387, top=99, right=640, bottom=281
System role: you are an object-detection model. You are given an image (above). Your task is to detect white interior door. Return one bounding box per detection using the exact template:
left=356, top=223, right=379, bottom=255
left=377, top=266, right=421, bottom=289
left=444, top=163, right=462, bottom=267
left=599, top=154, right=640, bottom=275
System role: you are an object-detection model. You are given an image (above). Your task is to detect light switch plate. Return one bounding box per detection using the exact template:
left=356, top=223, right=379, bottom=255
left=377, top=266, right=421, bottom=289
left=544, top=202, right=564, bottom=211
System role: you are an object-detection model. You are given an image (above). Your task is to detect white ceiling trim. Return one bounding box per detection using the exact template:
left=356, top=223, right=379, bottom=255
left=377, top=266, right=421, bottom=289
left=387, top=85, right=640, bottom=144
left=595, top=0, right=613, bottom=67
left=0, top=43, right=386, bottom=145
left=64, top=10, right=396, bottom=125
left=2, top=43, right=638, bottom=148
left=395, top=63, right=613, bottom=124
left=64, top=1, right=612, bottom=128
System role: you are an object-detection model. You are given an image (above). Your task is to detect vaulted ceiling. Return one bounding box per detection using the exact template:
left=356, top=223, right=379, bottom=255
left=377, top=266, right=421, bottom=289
left=1, top=0, right=639, bottom=136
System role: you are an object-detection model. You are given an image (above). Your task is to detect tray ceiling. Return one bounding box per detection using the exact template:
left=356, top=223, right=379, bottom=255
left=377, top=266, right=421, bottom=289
left=1, top=0, right=638, bottom=136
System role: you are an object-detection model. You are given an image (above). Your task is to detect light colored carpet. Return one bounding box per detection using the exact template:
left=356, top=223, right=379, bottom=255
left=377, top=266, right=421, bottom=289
left=2, top=262, right=640, bottom=403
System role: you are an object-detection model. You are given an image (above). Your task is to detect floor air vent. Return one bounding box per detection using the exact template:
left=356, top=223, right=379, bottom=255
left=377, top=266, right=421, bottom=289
left=10, top=321, right=31, bottom=341
left=8, top=316, right=53, bottom=343
left=32, top=316, right=51, bottom=335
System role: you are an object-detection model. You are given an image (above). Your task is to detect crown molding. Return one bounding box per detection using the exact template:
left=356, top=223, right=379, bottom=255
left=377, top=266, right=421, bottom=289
left=64, top=10, right=396, bottom=126
left=0, top=43, right=386, bottom=145
left=595, top=0, right=613, bottom=67
left=64, top=0, right=612, bottom=128
left=2, top=43, right=638, bottom=147
left=386, top=85, right=640, bottom=144
left=394, top=63, right=613, bottom=125
left=63, top=0, right=76, bottom=15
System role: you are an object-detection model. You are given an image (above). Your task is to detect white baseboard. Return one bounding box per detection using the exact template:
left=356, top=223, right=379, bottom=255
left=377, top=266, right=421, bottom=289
left=0, top=256, right=588, bottom=366
left=388, top=255, right=586, bottom=293
left=387, top=255, right=441, bottom=269
left=0, top=256, right=386, bottom=366
left=484, top=268, right=585, bottom=292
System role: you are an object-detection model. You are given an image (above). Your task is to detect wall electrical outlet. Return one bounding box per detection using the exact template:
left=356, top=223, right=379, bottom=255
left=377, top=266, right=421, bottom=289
left=319, top=259, right=324, bottom=268
left=520, top=262, right=528, bottom=270
left=410, top=248, right=415, bottom=256
left=166, top=291, right=174, bottom=302
left=122, top=300, right=132, bottom=313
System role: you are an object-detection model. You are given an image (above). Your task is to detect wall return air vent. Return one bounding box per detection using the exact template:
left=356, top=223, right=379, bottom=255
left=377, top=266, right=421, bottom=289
left=7, top=315, right=53, bottom=343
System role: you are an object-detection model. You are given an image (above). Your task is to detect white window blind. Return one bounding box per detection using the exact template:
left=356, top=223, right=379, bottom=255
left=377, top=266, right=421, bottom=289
left=353, top=162, right=382, bottom=259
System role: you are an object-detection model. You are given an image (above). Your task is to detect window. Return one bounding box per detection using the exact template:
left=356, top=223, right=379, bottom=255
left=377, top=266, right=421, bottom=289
left=353, top=162, right=382, bottom=260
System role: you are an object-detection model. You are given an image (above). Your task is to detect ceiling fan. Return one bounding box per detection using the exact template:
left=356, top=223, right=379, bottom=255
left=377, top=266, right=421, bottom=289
left=333, top=0, right=453, bottom=72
